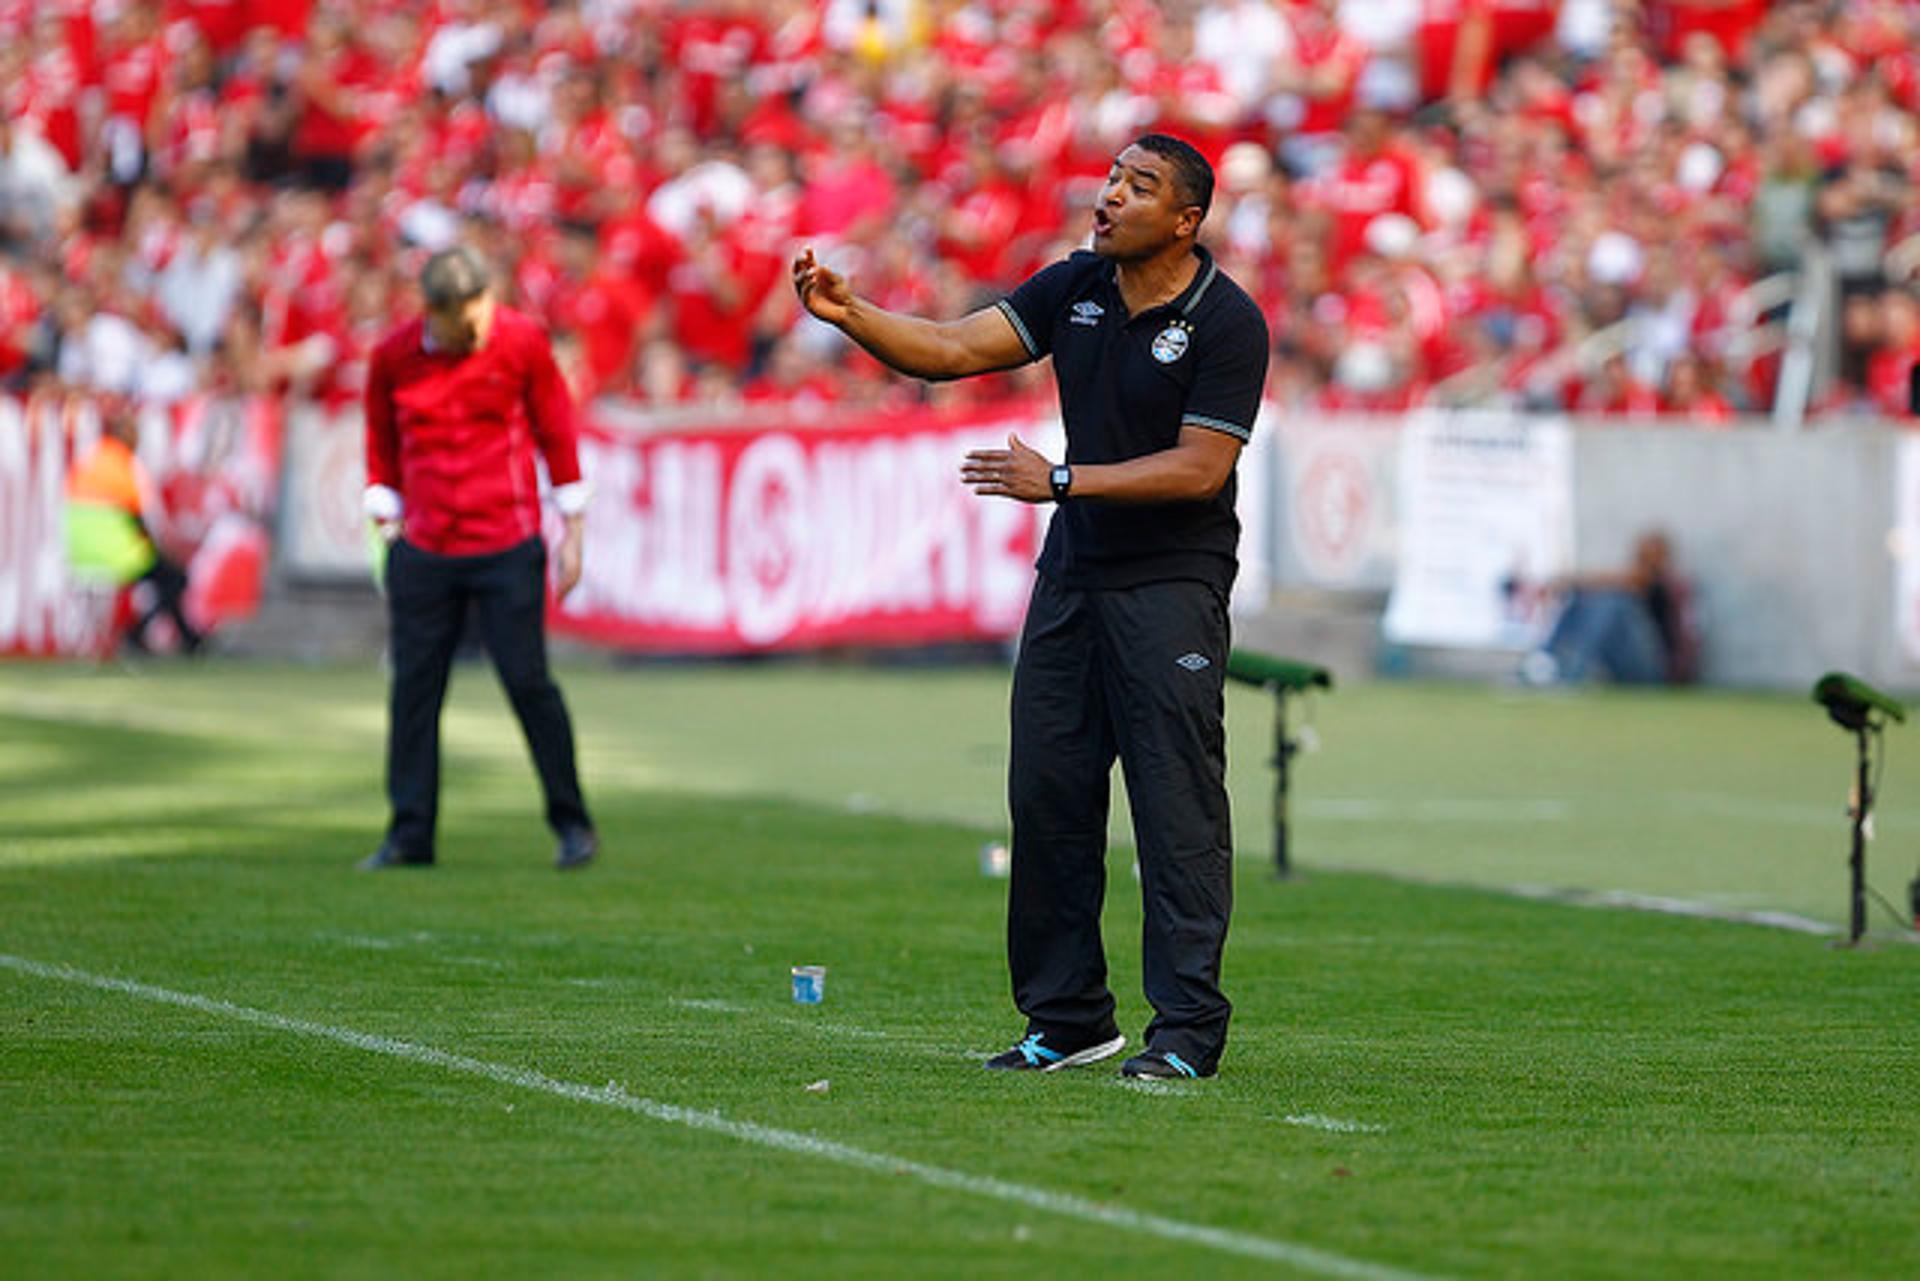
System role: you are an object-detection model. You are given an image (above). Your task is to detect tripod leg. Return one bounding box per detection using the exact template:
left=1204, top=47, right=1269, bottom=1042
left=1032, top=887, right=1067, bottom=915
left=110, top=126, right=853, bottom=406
left=1273, top=691, right=1291, bottom=879
left=1851, top=726, right=1870, bottom=945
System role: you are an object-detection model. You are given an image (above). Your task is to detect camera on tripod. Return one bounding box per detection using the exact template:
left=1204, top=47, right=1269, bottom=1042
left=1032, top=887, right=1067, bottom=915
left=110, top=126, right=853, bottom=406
left=1811, top=672, right=1909, bottom=942
left=1813, top=672, right=1907, bottom=733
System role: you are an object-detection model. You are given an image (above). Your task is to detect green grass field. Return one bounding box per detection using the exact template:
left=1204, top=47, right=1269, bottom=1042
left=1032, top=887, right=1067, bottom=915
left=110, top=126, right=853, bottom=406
left=4, top=661, right=1919, bottom=1278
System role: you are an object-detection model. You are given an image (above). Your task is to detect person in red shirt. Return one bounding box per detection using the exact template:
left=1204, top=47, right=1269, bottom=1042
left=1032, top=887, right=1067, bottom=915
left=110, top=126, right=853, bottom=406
left=1274, top=0, right=1368, bottom=168
left=96, top=0, right=170, bottom=185
left=1578, top=352, right=1663, bottom=417
left=666, top=205, right=781, bottom=372
left=1866, top=289, right=1920, bottom=418
left=17, top=12, right=87, bottom=172
left=288, top=9, right=377, bottom=193
left=360, top=246, right=598, bottom=872
left=1308, top=109, right=1424, bottom=275
left=546, top=221, right=648, bottom=399
left=1421, top=0, right=1562, bottom=104
left=1662, top=351, right=1736, bottom=422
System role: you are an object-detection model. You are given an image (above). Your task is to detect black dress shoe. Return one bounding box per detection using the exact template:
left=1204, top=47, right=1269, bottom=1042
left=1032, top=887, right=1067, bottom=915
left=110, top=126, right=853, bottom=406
left=358, top=842, right=435, bottom=871
left=555, top=826, right=599, bottom=871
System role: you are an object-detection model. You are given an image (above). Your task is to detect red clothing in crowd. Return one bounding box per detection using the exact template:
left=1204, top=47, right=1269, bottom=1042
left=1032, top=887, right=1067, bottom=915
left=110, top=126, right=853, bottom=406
left=364, top=307, right=585, bottom=557
left=15, top=33, right=86, bottom=169
left=0, top=262, right=40, bottom=376
left=1665, top=390, right=1735, bottom=423
left=1289, top=6, right=1367, bottom=136
left=1647, top=0, right=1767, bottom=62
left=1310, top=145, right=1422, bottom=273
left=667, top=223, right=780, bottom=370
left=549, top=267, right=649, bottom=397
left=667, top=8, right=766, bottom=138
left=99, top=29, right=168, bottom=129
left=167, top=0, right=250, bottom=55
left=1867, top=345, right=1920, bottom=418
left=1418, top=0, right=1560, bottom=102
left=292, top=42, right=382, bottom=161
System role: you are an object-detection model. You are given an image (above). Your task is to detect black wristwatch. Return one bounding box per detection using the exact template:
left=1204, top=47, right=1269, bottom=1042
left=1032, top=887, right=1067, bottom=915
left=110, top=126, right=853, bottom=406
left=1049, top=464, right=1073, bottom=503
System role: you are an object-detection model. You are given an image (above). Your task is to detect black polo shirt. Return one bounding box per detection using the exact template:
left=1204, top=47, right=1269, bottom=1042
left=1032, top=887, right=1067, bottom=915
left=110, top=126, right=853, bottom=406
left=997, top=245, right=1269, bottom=594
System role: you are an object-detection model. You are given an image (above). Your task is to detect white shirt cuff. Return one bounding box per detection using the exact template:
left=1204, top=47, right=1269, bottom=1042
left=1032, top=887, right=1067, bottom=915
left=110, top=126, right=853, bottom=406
left=363, top=485, right=403, bottom=521
left=553, top=480, right=592, bottom=517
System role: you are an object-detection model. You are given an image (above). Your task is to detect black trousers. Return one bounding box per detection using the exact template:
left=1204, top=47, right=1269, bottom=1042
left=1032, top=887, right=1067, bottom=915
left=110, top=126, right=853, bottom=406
left=129, top=555, right=201, bottom=652
left=384, top=536, right=590, bottom=856
left=1007, top=573, right=1234, bottom=1072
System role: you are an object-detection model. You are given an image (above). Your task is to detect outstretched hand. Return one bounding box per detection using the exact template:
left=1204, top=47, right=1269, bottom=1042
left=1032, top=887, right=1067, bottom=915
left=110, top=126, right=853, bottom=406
left=961, top=432, right=1053, bottom=503
left=791, top=247, right=853, bottom=326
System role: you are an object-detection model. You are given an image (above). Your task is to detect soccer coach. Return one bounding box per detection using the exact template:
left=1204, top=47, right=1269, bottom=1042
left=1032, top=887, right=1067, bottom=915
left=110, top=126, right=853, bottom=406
left=795, top=135, right=1268, bottom=1079
left=360, top=246, right=599, bottom=872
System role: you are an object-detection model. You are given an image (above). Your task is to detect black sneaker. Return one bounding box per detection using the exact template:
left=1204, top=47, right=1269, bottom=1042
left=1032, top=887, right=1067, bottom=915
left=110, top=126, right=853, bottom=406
left=358, top=842, right=434, bottom=871
left=1119, top=1048, right=1212, bottom=1080
left=555, top=826, right=599, bottom=871
left=984, top=1028, right=1126, bottom=1072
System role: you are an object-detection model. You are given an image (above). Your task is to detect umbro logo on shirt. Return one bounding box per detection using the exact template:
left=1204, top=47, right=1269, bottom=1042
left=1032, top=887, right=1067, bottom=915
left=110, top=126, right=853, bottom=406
left=1070, top=300, right=1105, bottom=326
left=1175, top=652, right=1210, bottom=671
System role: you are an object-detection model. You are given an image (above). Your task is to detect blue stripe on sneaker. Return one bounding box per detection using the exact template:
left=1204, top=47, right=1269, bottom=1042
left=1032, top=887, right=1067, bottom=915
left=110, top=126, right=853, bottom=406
left=1163, top=1052, right=1199, bottom=1079
left=1018, top=1034, right=1063, bottom=1066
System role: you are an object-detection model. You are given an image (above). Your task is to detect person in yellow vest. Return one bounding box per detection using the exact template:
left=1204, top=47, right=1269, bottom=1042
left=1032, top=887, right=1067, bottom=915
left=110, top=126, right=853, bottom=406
left=64, top=402, right=204, bottom=654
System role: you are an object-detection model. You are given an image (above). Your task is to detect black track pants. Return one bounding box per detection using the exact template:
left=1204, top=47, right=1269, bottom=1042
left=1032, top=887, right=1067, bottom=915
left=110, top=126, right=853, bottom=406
left=1006, top=573, right=1234, bottom=1071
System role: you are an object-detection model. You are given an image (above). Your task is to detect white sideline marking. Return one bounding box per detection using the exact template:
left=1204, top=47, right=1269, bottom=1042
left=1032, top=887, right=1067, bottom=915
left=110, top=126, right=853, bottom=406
left=1303, top=798, right=1568, bottom=823
left=1283, top=1114, right=1389, bottom=1136
left=1, top=952, right=1432, bottom=1281
left=1503, top=885, right=1842, bottom=936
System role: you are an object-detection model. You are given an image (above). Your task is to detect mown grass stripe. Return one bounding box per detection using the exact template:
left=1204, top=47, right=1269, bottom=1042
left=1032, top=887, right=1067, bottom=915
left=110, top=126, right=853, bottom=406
left=0, top=951, right=1435, bottom=1281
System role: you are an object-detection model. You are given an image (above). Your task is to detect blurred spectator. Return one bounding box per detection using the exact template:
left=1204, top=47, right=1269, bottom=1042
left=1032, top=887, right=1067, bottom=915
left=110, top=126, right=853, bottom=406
left=64, top=401, right=205, bottom=655
left=1523, top=530, right=1695, bottom=686
left=1662, top=352, right=1736, bottom=422
left=0, top=118, right=78, bottom=249
left=157, top=205, right=243, bottom=354
left=1578, top=352, right=1663, bottom=418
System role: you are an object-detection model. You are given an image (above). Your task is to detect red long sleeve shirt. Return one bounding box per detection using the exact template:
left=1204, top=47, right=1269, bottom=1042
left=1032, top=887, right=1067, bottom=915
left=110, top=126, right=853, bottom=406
left=363, top=307, right=587, bottom=556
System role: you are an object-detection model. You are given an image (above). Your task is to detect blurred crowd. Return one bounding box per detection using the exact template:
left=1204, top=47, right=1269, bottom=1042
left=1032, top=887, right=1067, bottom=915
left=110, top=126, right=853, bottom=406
left=3, top=0, right=1919, bottom=422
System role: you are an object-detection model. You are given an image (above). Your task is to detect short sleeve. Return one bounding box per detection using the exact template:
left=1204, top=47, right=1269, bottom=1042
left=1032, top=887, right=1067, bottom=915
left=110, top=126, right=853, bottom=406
left=995, top=257, right=1086, bottom=362
left=1182, top=301, right=1270, bottom=443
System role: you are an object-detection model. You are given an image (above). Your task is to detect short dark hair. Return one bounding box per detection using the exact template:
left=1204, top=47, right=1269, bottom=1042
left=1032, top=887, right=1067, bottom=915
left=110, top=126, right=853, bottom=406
left=420, top=246, right=491, bottom=310
left=1131, top=134, right=1214, bottom=220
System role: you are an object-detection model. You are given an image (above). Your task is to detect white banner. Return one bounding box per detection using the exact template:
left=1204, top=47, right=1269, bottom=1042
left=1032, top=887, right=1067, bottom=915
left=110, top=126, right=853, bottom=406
left=279, top=403, right=372, bottom=580
left=1273, top=414, right=1401, bottom=590
left=0, top=398, right=116, bottom=656
left=1895, top=438, right=1920, bottom=663
left=1382, top=411, right=1574, bottom=650
left=1231, top=406, right=1274, bottom=613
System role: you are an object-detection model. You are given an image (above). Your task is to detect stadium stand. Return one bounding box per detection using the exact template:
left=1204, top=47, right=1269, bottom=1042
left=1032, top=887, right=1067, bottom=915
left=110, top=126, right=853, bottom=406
left=2, top=0, right=1917, bottom=421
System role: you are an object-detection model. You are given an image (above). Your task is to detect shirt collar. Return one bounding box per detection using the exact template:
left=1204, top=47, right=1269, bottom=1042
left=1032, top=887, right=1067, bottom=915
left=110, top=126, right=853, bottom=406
left=1169, top=244, right=1218, bottom=318
left=1099, top=244, right=1219, bottom=320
